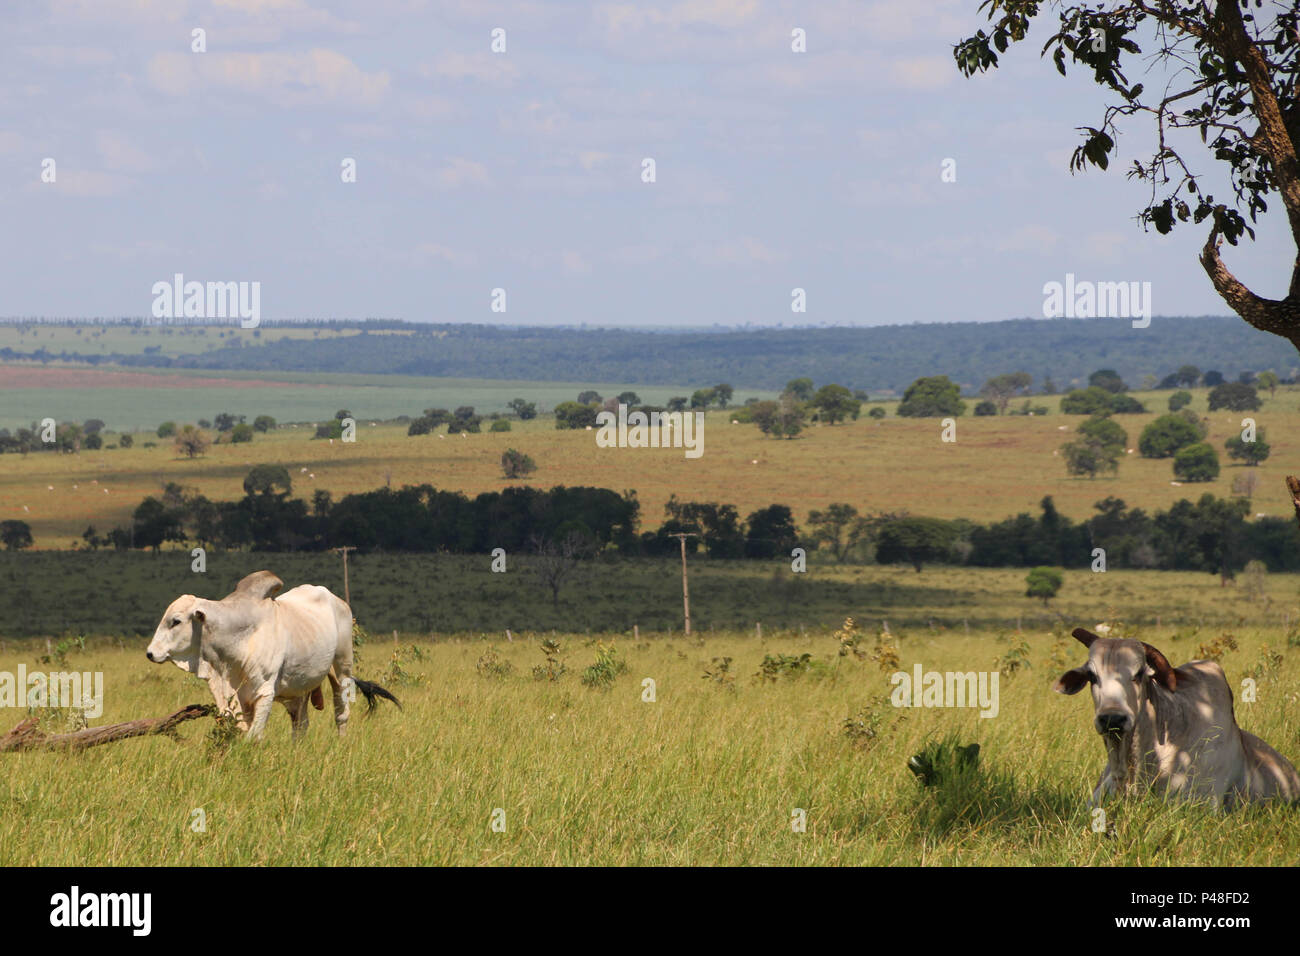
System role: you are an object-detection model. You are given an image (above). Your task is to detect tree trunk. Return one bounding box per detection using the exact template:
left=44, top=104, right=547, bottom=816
left=0, top=704, right=213, bottom=753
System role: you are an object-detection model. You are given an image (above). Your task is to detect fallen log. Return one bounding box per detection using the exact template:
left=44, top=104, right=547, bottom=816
left=0, top=703, right=214, bottom=753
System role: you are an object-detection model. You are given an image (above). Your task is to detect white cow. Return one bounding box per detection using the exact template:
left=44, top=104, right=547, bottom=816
left=1055, top=627, right=1300, bottom=810
left=146, top=571, right=399, bottom=740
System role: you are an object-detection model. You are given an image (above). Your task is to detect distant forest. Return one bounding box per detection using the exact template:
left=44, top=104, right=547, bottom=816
left=0, top=315, right=1292, bottom=393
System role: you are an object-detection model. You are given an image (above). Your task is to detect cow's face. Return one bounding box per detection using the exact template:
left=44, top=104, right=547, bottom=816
left=146, top=595, right=207, bottom=666
left=1054, top=629, right=1176, bottom=738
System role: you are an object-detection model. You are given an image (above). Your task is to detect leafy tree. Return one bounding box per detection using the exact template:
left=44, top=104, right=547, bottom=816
left=1256, top=370, right=1279, bottom=398
left=980, top=371, right=1033, bottom=413
left=806, top=504, right=868, bottom=562
left=83, top=432, right=103, bottom=450
left=1139, top=414, right=1200, bottom=458
left=810, top=384, right=861, bottom=424
left=974, top=399, right=998, bottom=416
left=82, top=418, right=105, bottom=435
left=1088, top=369, right=1126, bottom=394
left=1059, top=386, right=1113, bottom=416
left=173, top=425, right=210, bottom=459
left=713, top=383, right=735, bottom=408
left=1175, top=365, right=1201, bottom=389
left=1208, top=382, right=1261, bottom=412
left=875, top=517, right=955, bottom=572
left=666, top=396, right=688, bottom=412
left=1203, top=370, right=1225, bottom=388
left=501, top=448, right=537, bottom=479
left=214, top=412, right=241, bottom=432
left=1168, top=390, right=1193, bottom=412
left=616, top=391, right=641, bottom=407
left=230, top=423, right=254, bottom=443
left=1108, top=394, right=1146, bottom=414
left=243, top=464, right=292, bottom=497
left=0, top=520, right=33, bottom=551
left=868, top=406, right=887, bottom=419
left=1174, top=443, right=1220, bottom=483
left=253, top=415, right=277, bottom=432
left=750, top=396, right=806, bottom=438
left=508, top=398, right=538, bottom=420
left=784, top=378, right=815, bottom=401
left=897, top=375, right=966, bottom=417
left=743, top=504, right=799, bottom=559
left=131, top=497, right=184, bottom=553
left=577, top=390, right=602, bottom=405
left=118, top=433, right=134, bottom=448
left=690, top=388, right=716, bottom=409
left=1225, top=429, right=1271, bottom=466
left=956, top=1, right=1300, bottom=353
left=554, top=401, right=599, bottom=430
left=1025, top=566, right=1064, bottom=605
left=1062, top=416, right=1125, bottom=478
left=490, top=418, right=512, bottom=432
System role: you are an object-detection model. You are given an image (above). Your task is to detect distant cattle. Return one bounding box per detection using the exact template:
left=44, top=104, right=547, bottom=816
left=1054, top=627, right=1299, bottom=809
left=146, top=571, right=399, bottom=740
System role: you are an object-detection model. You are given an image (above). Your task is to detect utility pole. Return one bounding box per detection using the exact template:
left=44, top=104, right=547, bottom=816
left=668, top=533, right=698, bottom=636
left=333, top=546, right=356, bottom=606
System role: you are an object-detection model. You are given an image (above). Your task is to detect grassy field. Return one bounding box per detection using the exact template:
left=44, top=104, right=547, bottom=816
left=0, top=363, right=726, bottom=432
left=1, top=611, right=1297, bottom=865
left=0, top=323, right=377, bottom=356
left=1, top=384, right=1295, bottom=546
left=0, top=554, right=1295, bottom=640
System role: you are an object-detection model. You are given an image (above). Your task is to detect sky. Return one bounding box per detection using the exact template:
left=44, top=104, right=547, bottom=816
left=0, top=0, right=1294, bottom=329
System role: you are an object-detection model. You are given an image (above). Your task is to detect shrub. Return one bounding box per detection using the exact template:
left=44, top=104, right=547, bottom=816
left=1208, top=382, right=1261, bottom=412
left=118, top=433, right=134, bottom=448
left=489, top=418, right=511, bottom=432
left=1138, top=414, right=1200, bottom=458
left=1025, top=566, right=1063, bottom=604
left=1225, top=430, right=1271, bottom=465
left=230, top=423, right=254, bottom=443
left=897, top=375, right=966, bottom=417
left=974, top=400, right=997, bottom=416
left=501, top=448, right=537, bottom=479
left=1173, top=442, right=1220, bottom=482
left=868, top=406, right=887, bottom=419
left=156, top=421, right=176, bottom=438
left=1168, top=390, right=1193, bottom=411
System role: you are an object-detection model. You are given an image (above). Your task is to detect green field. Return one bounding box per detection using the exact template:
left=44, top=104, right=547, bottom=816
left=0, top=364, right=734, bottom=431
left=0, top=606, right=1296, bottom=865
left=0, top=323, right=373, bottom=356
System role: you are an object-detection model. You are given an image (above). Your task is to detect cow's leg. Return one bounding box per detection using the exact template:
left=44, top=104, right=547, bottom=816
left=328, top=667, right=350, bottom=737
left=245, top=686, right=276, bottom=740
left=283, top=696, right=309, bottom=742
left=207, top=674, right=249, bottom=732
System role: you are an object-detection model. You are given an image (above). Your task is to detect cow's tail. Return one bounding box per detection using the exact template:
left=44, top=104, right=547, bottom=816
left=352, top=676, right=402, bottom=713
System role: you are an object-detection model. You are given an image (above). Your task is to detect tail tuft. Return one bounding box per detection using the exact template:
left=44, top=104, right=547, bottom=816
left=352, top=677, right=402, bottom=713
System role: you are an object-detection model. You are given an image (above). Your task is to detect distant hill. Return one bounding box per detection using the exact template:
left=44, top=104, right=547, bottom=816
left=1, top=316, right=1292, bottom=393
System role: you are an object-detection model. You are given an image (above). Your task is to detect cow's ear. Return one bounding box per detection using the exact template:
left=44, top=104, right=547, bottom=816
left=1053, top=666, right=1090, bottom=695
left=1071, top=627, right=1101, bottom=648
left=1143, top=643, right=1176, bottom=692
left=190, top=608, right=206, bottom=624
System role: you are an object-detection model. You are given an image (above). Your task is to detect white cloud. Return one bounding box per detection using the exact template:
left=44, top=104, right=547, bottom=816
left=96, top=130, right=158, bottom=173
left=692, top=236, right=785, bottom=266
left=423, top=53, right=519, bottom=87
left=147, top=50, right=391, bottom=107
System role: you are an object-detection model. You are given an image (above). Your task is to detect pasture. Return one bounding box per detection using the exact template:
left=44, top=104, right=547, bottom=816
left=0, top=615, right=1297, bottom=865
left=0, top=364, right=714, bottom=432
left=1, top=383, right=1296, bottom=547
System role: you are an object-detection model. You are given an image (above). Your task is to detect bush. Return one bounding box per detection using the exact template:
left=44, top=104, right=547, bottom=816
left=253, top=415, right=276, bottom=433
left=1225, top=430, right=1271, bottom=465
left=897, top=375, right=966, bottom=417
left=83, top=433, right=103, bottom=450
left=156, top=421, right=176, bottom=438
left=1139, top=414, right=1200, bottom=458
left=1025, top=566, right=1063, bottom=604
left=1168, top=390, right=1192, bottom=412
left=1173, top=443, right=1220, bottom=482
left=974, top=400, right=997, bottom=416
left=1208, top=382, right=1261, bottom=412
left=1059, top=386, right=1114, bottom=415
left=868, top=406, right=887, bottom=419
left=230, top=423, right=254, bottom=443
left=554, top=401, right=599, bottom=430
left=501, top=448, right=537, bottom=479
left=1108, top=394, right=1146, bottom=414
left=118, top=433, right=133, bottom=448
left=489, top=419, right=512, bottom=432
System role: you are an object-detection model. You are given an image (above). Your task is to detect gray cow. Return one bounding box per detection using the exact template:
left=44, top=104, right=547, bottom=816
left=1055, top=627, right=1299, bottom=809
